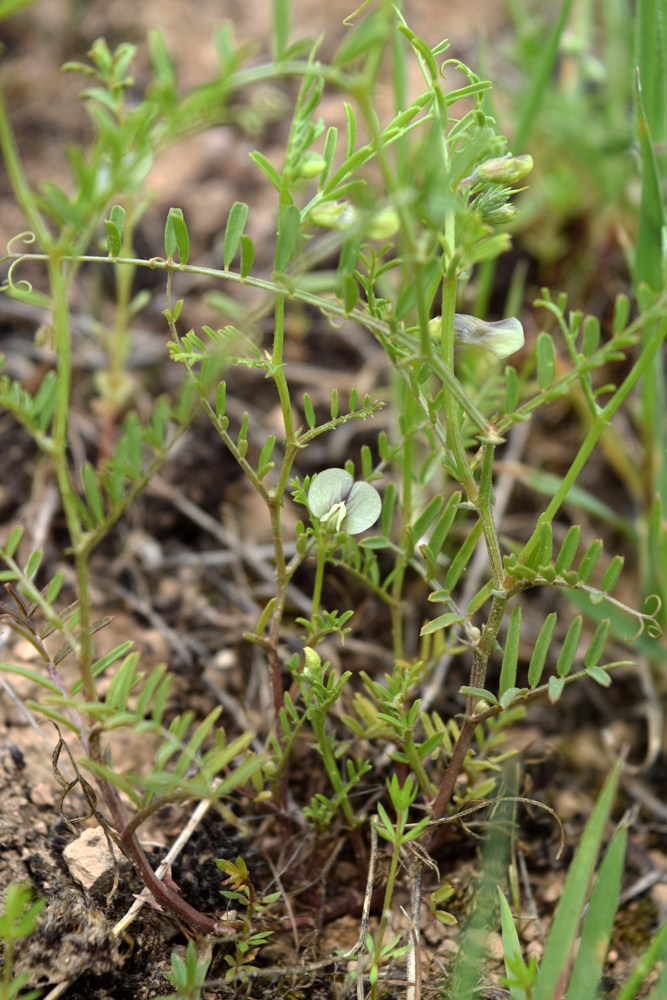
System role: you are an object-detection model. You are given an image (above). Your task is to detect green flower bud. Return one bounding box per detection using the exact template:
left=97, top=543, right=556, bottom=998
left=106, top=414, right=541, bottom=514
left=474, top=154, right=533, bottom=185
left=429, top=313, right=525, bottom=359
left=304, top=647, right=321, bottom=671
left=303, top=646, right=322, bottom=683
left=309, top=201, right=357, bottom=230
left=366, top=207, right=400, bottom=240
left=296, top=151, right=326, bottom=178
left=481, top=203, right=520, bottom=225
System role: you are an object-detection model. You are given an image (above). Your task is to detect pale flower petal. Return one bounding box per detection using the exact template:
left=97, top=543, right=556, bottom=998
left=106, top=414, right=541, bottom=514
left=307, top=468, right=381, bottom=535
left=307, top=468, right=354, bottom=519
left=428, top=314, right=525, bottom=359
left=341, top=481, right=382, bottom=534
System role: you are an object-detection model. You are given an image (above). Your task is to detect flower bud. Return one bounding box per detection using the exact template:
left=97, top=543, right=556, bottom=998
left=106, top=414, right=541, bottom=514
left=366, top=207, right=400, bottom=240
left=475, top=154, right=533, bottom=185
left=309, top=200, right=357, bottom=230
left=296, top=152, right=326, bottom=178
left=303, top=646, right=322, bottom=683
left=304, top=647, right=321, bottom=670
left=481, top=203, right=520, bottom=225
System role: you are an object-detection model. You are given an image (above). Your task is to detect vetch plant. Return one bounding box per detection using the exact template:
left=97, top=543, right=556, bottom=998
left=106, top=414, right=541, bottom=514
left=215, top=857, right=281, bottom=983
left=0, top=0, right=665, bottom=994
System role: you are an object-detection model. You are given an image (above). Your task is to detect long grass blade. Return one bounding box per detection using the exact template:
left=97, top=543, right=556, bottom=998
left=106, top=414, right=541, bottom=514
left=513, top=0, right=573, bottom=152
left=566, top=825, right=626, bottom=1000
left=532, top=756, right=623, bottom=1000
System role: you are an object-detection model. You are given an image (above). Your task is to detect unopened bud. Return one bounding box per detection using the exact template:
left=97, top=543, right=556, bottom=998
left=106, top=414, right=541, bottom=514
left=366, top=207, right=400, bottom=240
left=296, top=152, right=326, bottom=178
left=475, top=154, right=533, bottom=185
left=482, top=203, right=520, bottom=225
left=309, top=200, right=357, bottom=230
left=303, top=646, right=322, bottom=680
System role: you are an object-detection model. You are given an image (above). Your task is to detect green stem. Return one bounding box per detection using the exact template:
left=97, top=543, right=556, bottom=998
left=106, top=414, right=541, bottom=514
left=311, top=536, right=330, bottom=617
left=520, top=315, right=667, bottom=564
left=74, top=552, right=97, bottom=706
left=431, top=593, right=506, bottom=819
left=404, top=733, right=436, bottom=797
left=48, top=257, right=80, bottom=542
left=106, top=194, right=135, bottom=419
left=312, top=711, right=355, bottom=827
left=390, top=383, right=415, bottom=658
left=0, top=89, right=51, bottom=249
left=441, top=278, right=477, bottom=498
left=477, top=441, right=504, bottom=589
left=271, top=296, right=296, bottom=443
left=369, top=837, right=402, bottom=1000
left=47, top=256, right=98, bottom=711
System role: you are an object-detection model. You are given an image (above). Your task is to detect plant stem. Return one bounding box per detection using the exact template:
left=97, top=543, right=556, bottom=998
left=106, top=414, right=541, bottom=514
left=404, top=733, right=437, bottom=797
left=431, top=593, right=506, bottom=819
left=0, top=90, right=51, bottom=249
left=391, top=382, right=415, bottom=658
left=311, top=536, right=329, bottom=616
left=369, top=837, right=401, bottom=1000
left=519, top=314, right=667, bottom=564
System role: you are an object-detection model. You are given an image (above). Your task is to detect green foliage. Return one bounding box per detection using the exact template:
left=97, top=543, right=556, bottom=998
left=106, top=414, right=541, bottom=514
left=156, top=941, right=211, bottom=1000
left=0, top=883, right=46, bottom=1000
left=216, top=856, right=281, bottom=982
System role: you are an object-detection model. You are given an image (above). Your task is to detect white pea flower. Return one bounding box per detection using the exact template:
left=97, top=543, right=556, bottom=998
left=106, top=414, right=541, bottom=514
left=308, top=468, right=381, bottom=535
left=428, top=314, right=525, bottom=359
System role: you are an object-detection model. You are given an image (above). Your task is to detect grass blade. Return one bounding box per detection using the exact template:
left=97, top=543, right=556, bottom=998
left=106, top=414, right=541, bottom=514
left=634, top=71, right=666, bottom=294
left=532, top=756, right=624, bottom=1000
left=617, top=916, right=667, bottom=1000
left=513, top=0, right=573, bottom=152
left=636, top=0, right=667, bottom=143
left=566, top=825, right=626, bottom=1000
left=497, top=889, right=528, bottom=1000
